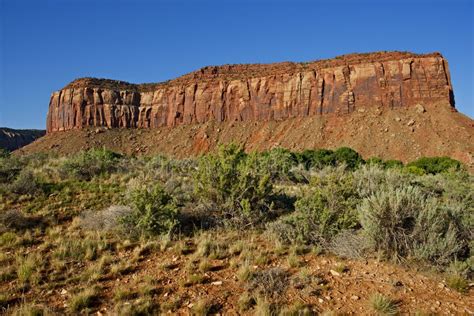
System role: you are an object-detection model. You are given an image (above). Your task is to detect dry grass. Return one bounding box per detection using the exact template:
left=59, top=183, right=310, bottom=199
left=369, top=293, right=399, bottom=315
left=69, top=288, right=97, bottom=312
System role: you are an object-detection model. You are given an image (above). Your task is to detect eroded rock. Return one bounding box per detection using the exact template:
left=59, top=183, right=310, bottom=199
left=46, top=52, right=455, bottom=134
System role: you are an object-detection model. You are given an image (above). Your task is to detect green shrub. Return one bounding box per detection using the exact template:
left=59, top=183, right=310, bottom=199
left=366, top=157, right=385, bottom=167
left=384, top=159, right=403, bottom=169
left=295, top=148, right=335, bottom=170
left=121, top=184, right=178, bottom=237
left=333, top=147, right=364, bottom=169
left=257, top=148, right=298, bottom=181
left=407, top=157, right=462, bottom=174
left=0, top=149, right=9, bottom=159
left=60, top=148, right=121, bottom=180
left=266, top=167, right=359, bottom=245
left=358, top=185, right=469, bottom=265
left=366, top=158, right=403, bottom=170
left=9, top=169, right=41, bottom=195
left=353, top=164, right=411, bottom=198
left=0, top=155, right=23, bottom=183
left=193, top=144, right=273, bottom=226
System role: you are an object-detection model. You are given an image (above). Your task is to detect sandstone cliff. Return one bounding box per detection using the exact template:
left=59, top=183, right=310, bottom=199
left=0, top=128, right=45, bottom=151
left=46, top=51, right=455, bottom=133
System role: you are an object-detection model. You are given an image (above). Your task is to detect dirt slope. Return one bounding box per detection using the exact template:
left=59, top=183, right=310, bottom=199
left=18, top=102, right=473, bottom=168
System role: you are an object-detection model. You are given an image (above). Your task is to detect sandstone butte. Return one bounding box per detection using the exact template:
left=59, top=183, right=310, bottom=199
left=20, top=51, right=473, bottom=167
left=47, top=51, right=455, bottom=132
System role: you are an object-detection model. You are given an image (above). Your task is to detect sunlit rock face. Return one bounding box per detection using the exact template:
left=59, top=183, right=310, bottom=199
left=46, top=51, right=454, bottom=133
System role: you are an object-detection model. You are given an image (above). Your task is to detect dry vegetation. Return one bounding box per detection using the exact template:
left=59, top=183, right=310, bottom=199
left=0, top=146, right=472, bottom=314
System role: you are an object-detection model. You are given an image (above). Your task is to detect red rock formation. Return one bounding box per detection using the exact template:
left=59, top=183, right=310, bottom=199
left=46, top=51, right=454, bottom=133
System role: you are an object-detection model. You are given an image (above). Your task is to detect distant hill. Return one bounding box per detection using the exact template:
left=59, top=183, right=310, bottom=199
left=0, top=128, right=45, bottom=151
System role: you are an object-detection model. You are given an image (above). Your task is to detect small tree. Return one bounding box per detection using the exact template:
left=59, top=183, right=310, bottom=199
left=193, top=144, right=273, bottom=226
left=121, top=184, right=178, bottom=237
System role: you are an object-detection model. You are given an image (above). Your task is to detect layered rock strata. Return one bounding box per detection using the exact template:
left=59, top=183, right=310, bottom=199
left=46, top=51, right=454, bottom=133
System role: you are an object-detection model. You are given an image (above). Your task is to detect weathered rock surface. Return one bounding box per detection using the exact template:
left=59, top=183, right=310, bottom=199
left=0, top=128, right=45, bottom=151
left=46, top=51, right=455, bottom=133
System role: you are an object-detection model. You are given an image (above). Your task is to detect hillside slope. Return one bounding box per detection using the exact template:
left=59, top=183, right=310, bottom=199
left=19, top=102, right=473, bottom=168
left=0, top=128, right=45, bottom=151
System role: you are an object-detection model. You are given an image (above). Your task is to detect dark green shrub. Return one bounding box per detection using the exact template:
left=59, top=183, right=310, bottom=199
left=121, top=184, right=178, bottom=237
left=295, top=149, right=335, bottom=169
left=193, top=144, right=273, bottom=226
left=333, top=147, right=364, bottom=169
left=61, top=148, right=122, bottom=180
left=407, top=157, right=462, bottom=174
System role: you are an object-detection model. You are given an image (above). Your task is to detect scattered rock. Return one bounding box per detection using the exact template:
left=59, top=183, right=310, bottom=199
left=211, top=281, right=223, bottom=285
left=415, top=103, right=426, bottom=113
left=350, top=295, right=360, bottom=300
left=330, top=270, right=341, bottom=277
left=407, top=119, right=416, bottom=126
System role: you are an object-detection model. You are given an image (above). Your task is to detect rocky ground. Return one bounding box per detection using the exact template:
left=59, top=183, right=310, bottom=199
left=1, top=226, right=473, bottom=315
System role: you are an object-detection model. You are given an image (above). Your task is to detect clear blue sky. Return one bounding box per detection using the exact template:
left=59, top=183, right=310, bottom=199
left=1, top=0, right=473, bottom=129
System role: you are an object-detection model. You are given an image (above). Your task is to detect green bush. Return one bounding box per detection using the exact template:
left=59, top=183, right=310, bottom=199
left=358, top=185, right=470, bottom=265
left=384, top=159, right=404, bottom=169
left=0, top=149, right=9, bottom=159
left=257, top=148, right=298, bottom=181
left=366, top=157, right=404, bottom=170
left=407, top=157, right=462, bottom=174
left=404, top=165, right=426, bottom=175
left=60, top=148, right=121, bottom=180
left=333, top=147, right=364, bottom=169
left=121, top=184, right=178, bottom=238
left=0, top=155, right=23, bottom=184
left=8, top=169, right=41, bottom=195
left=266, top=167, right=359, bottom=245
left=294, top=147, right=364, bottom=170
left=295, top=148, right=336, bottom=170
left=193, top=144, right=273, bottom=226
left=365, top=157, right=385, bottom=167
left=353, top=164, right=411, bottom=198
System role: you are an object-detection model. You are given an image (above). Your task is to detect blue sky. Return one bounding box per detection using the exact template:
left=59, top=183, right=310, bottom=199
left=1, top=0, right=473, bottom=129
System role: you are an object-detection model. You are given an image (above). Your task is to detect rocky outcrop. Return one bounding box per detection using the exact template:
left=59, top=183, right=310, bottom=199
left=0, top=128, right=45, bottom=151
left=46, top=51, right=455, bottom=133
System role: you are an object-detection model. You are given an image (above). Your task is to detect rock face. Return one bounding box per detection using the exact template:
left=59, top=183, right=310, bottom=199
left=46, top=51, right=454, bottom=133
left=0, top=128, right=45, bottom=151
